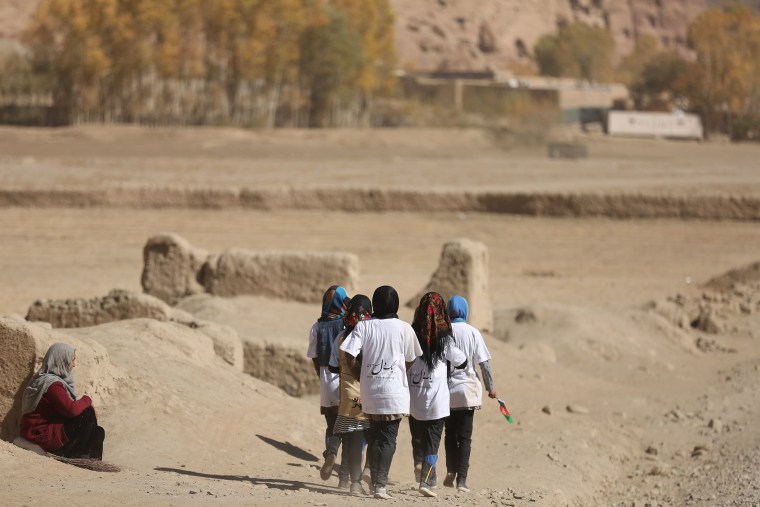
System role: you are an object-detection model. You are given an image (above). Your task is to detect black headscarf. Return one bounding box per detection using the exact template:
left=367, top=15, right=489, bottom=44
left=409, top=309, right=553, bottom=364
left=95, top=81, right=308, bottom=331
left=372, top=285, right=399, bottom=319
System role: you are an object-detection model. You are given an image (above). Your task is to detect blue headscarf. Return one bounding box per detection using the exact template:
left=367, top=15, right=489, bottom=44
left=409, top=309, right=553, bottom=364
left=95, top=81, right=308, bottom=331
left=320, top=285, right=349, bottom=321
left=447, top=295, right=469, bottom=323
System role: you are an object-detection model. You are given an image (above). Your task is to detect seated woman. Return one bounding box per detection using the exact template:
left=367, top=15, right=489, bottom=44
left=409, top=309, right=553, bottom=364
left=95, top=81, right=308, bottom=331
left=20, top=343, right=105, bottom=460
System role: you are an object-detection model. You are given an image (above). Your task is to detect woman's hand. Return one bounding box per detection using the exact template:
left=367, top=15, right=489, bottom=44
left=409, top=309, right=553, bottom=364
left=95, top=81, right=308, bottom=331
left=488, top=390, right=498, bottom=399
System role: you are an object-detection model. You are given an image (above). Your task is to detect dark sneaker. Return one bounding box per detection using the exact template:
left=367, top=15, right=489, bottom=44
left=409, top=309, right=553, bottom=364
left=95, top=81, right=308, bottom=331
left=320, top=453, right=335, bottom=481
left=350, top=481, right=365, bottom=495
left=443, top=472, right=456, bottom=487
left=337, top=478, right=350, bottom=489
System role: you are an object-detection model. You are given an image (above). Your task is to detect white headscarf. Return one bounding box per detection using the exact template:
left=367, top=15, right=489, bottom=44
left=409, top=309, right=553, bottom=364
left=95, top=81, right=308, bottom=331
left=21, top=343, right=77, bottom=415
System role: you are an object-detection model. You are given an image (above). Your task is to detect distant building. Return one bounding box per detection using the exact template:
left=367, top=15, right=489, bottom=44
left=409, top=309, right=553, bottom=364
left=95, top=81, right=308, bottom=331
left=607, top=111, right=703, bottom=140
left=401, top=72, right=628, bottom=126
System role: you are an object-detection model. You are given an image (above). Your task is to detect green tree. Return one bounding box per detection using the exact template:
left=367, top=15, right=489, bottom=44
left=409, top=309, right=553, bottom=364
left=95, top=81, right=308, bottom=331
left=618, top=39, right=696, bottom=111
left=617, top=35, right=659, bottom=85
left=534, top=34, right=562, bottom=77
left=299, top=4, right=364, bottom=126
left=533, top=22, right=615, bottom=82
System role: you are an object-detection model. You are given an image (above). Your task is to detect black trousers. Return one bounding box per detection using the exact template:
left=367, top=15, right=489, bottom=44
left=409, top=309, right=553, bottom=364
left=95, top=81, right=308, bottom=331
left=444, top=409, right=475, bottom=480
left=339, top=430, right=366, bottom=482
left=55, top=406, right=105, bottom=460
left=322, top=406, right=339, bottom=453
left=323, top=408, right=349, bottom=480
left=409, top=416, right=445, bottom=486
left=366, top=419, right=400, bottom=489
left=408, top=416, right=445, bottom=465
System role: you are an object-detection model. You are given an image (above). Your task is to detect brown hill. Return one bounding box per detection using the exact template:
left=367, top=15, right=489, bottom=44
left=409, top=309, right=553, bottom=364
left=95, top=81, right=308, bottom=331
left=2, top=1, right=760, bottom=71
left=392, top=0, right=703, bottom=72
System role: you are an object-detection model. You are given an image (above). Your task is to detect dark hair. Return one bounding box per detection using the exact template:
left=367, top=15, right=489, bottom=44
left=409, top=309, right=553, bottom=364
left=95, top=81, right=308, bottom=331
left=372, top=285, right=399, bottom=319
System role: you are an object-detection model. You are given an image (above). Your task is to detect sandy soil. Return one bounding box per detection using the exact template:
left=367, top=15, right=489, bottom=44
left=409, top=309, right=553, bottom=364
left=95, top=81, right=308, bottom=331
left=2, top=126, right=760, bottom=196
left=1, top=126, right=759, bottom=506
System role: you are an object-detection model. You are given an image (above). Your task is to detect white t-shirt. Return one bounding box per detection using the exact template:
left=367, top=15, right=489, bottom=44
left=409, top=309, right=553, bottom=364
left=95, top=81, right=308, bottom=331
left=340, top=318, right=422, bottom=415
left=408, top=341, right=466, bottom=421
left=306, top=322, right=340, bottom=408
left=448, top=321, right=491, bottom=409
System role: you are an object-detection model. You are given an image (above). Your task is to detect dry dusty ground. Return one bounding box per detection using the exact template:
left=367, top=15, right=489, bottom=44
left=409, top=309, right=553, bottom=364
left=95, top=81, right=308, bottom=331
left=1, top=125, right=760, bottom=196
left=0, top=126, right=759, bottom=506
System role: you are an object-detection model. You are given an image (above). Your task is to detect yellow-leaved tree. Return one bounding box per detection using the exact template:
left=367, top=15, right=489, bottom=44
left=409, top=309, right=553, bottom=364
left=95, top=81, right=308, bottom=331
left=20, top=0, right=397, bottom=126
left=688, top=5, right=760, bottom=137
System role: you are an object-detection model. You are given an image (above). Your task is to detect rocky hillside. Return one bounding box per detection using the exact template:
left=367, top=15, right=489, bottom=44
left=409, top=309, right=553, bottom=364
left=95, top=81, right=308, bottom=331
left=389, top=0, right=737, bottom=72
left=2, top=0, right=759, bottom=72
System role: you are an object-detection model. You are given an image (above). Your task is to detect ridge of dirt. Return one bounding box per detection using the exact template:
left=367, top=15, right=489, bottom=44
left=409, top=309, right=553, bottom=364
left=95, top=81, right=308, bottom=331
left=1, top=186, right=760, bottom=221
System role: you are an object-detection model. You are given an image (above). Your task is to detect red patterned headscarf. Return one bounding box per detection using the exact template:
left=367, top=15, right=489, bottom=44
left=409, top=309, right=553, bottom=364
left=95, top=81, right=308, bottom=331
left=412, top=292, right=452, bottom=370
left=342, top=294, right=372, bottom=332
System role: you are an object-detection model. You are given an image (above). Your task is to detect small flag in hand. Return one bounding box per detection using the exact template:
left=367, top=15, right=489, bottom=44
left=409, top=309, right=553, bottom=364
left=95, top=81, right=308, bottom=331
left=498, top=398, right=513, bottom=423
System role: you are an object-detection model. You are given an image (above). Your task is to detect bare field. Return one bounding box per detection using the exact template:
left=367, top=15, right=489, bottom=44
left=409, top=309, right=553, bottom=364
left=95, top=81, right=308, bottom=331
left=2, top=126, right=760, bottom=196
left=1, top=208, right=760, bottom=318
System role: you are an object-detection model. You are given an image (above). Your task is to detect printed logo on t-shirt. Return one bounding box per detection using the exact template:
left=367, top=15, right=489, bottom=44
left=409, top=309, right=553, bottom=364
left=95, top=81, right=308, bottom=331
left=366, top=359, right=398, bottom=378
left=409, top=368, right=431, bottom=387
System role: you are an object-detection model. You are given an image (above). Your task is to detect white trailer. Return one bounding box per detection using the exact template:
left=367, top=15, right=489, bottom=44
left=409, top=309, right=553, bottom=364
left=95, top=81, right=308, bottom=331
left=607, top=111, right=703, bottom=140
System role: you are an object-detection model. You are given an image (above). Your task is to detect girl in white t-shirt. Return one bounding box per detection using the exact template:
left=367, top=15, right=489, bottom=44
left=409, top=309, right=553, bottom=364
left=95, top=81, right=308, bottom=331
left=443, top=296, right=498, bottom=493
left=407, top=292, right=467, bottom=498
left=328, top=294, right=373, bottom=495
left=340, top=285, right=422, bottom=500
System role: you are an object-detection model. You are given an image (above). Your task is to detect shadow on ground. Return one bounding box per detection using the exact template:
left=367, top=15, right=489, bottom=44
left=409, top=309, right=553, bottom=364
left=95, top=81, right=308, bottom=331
left=255, top=434, right=319, bottom=462
left=154, top=466, right=341, bottom=495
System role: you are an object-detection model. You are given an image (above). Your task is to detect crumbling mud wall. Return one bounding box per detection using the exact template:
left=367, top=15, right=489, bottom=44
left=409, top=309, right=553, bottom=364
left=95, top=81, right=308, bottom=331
left=141, top=234, right=359, bottom=305
left=25, top=290, right=244, bottom=371
left=202, top=250, right=359, bottom=303
left=26, top=289, right=192, bottom=328
left=243, top=342, right=319, bottom=398
left=142, top=233, right=208, bottom=305
left=408, top=238, right=493, bottom=332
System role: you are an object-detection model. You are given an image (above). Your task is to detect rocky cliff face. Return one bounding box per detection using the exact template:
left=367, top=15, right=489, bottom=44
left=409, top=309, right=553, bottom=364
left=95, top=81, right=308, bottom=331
left=1, top=0, right=758, bottom=72
left=0, top=0, right=35, bottom=41
left=389, top=0, right=750, bottom=72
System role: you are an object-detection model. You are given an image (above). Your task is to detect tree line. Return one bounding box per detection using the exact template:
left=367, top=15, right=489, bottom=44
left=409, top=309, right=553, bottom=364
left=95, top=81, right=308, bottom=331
left=0, top=0, right=396, bottom=127
left=1, top=1, right=758, bottom=138
left=534, top=4, right=760, bottom=140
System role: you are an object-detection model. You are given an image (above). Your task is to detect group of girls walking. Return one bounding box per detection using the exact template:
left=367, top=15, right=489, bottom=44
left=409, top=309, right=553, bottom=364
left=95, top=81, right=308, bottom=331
left=307, top=284, right=497, bottom=499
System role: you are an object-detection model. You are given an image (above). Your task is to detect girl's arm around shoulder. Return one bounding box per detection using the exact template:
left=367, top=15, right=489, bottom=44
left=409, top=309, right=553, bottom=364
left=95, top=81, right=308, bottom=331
left=445, top=342, right=468, bottom=369
left=340, top=321, right=364, bottom=357
left=403, top=322, right=423, bottom=361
